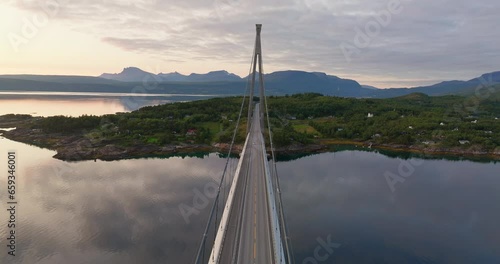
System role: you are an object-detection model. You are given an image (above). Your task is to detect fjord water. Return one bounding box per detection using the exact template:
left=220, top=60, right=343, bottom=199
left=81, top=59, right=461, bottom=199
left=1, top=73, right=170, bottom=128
left=0, top=136, right=498, bottom=263
left=0, top=98, right=132, bottom=116
left=0, top=92, right=218, bottom=116
left=1, top=98, right=499, bottom=263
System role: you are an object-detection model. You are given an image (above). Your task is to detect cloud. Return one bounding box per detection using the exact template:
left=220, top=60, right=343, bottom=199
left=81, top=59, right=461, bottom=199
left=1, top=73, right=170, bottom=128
left=6, top=0, right=500, bottom=87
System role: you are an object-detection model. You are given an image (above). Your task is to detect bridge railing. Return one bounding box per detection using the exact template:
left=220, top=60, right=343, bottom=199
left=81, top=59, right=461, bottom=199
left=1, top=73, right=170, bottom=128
left=208, top=133, right=251, bottom=263
left=259, top=132, right=286, bottom=264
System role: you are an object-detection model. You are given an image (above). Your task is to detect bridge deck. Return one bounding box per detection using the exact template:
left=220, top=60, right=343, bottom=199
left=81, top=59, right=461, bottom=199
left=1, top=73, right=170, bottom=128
left=217, top=105, right=275, bottom=263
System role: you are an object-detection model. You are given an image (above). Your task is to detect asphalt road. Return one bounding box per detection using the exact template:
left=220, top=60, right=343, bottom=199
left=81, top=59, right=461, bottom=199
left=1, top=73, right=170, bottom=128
left=217, top=104, right=275, bottom=264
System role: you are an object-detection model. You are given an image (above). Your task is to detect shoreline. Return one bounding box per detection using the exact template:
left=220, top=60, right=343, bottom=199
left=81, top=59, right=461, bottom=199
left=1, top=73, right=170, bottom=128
left=2, top=128, right=498, bottom=161
left=318, top=139, right=500, bottom=160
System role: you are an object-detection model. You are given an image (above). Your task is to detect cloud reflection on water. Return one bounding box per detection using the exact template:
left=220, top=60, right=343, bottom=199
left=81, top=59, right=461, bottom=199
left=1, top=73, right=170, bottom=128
left=0, top=137, right=499, bottom=263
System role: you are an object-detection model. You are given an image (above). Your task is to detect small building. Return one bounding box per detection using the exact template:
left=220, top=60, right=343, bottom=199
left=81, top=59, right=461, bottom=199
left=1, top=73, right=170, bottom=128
left=367, top=113, right=374, bottom=118
left=408, top=126, right=414, bottom=130
left=471, top=120, right=478, bottom=124
left=186, top=129, right=197, bottom=136
left=459, top=140, right=470, bottom=145
left=440, top=122, right=445, bottom=126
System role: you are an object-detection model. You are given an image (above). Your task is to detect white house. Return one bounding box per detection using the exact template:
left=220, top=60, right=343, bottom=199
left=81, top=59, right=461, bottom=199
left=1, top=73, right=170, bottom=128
left=367, top=113, right=374, bottom=118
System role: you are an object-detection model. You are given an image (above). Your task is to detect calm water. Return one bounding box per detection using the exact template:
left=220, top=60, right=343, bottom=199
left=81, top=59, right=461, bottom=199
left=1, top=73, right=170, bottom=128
left=0, top=136, right=498, bottom=264
left=0, top=92, right=219, bottom=116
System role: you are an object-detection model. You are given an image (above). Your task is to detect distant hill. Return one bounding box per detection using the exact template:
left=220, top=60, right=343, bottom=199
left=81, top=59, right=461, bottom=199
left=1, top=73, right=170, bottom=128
left=1, top=68, right=499, bottom=99
left=100, top=67, right=157, bottom=82
left=262, top=70, right=370, bottom=97
left=0, top=77, right=130, bottom=93
left=157, top=72, right=188, bottom=82
left=0, top=74, right=120, bottom=85
left=370, top=71, right=500, bottom=98
left=96, top=67, right=370, bottom=96
left=183, top=70, right=242, bottom=82
left=455, top=73, right=500, bottom=95
left=101, top=68, right=242, bottom=82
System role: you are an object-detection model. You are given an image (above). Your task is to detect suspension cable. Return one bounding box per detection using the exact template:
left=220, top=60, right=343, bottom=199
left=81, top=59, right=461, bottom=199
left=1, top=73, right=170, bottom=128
left=194, top=45, right=255, bottom=264
left=261, top=62, right=295, bottom=264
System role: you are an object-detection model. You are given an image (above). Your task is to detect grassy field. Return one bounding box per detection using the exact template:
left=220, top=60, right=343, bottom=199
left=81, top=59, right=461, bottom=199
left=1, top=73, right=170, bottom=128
left=200, top=122, right=222, bottom=134
left=291, top=120, right=320, bottom=135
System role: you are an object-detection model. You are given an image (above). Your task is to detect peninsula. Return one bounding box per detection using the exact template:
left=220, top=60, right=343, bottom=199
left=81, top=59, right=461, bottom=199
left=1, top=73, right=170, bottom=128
left=1, top=93, right=499, bottom=161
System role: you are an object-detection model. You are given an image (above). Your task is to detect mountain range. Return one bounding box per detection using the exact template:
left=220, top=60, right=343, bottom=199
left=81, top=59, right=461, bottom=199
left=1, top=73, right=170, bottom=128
left=372, top=72, right=500, bottom=98
left=101, top=67, right=242, bottom=82
left=1, top=67, right=499, bottom=98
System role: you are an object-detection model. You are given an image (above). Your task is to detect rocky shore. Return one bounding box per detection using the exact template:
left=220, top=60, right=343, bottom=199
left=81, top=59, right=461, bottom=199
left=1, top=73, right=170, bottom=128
left=1, top=126, right=498, bottom=161
left=320, top=139, right=500, bottom=159
left=1, top=127, right=330, bottom=161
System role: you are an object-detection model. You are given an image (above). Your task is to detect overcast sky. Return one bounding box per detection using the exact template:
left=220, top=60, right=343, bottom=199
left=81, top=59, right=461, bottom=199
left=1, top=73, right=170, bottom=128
left=1, top=0, right=499, bottom=88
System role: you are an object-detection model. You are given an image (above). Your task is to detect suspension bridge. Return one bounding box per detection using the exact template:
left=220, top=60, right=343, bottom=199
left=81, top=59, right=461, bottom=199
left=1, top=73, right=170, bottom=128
left=195, top=24, right=294, bottom=264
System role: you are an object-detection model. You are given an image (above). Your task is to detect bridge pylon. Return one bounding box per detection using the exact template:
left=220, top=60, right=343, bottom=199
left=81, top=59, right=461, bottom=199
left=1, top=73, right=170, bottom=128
left=196, top=24, right=293, bottom=264
left=247, top=24, right=266, bottom=134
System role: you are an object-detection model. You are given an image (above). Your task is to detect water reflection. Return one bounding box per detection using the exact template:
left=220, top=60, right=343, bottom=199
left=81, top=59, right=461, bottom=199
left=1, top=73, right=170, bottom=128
left=0, top=94, right=218, bottom=116
left=0, top=98, right=132, bottom=117
left=279, top=151, right=500, bottom=263
left=0, top=137, right=499, bottom=263
left=0, top=138, right=238, bottom=263
left=277, top=145, right=499, bottom=164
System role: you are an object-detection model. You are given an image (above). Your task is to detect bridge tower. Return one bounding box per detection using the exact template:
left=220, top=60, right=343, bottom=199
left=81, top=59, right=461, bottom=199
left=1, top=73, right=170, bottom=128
left=247, top=24, right=266, bottom=133
left=195, top=24, right=293, bottom=264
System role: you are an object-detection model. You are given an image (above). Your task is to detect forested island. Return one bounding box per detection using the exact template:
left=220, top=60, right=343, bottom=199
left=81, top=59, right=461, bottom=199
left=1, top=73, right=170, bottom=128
left=1, top=92, right=499, bottom=161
